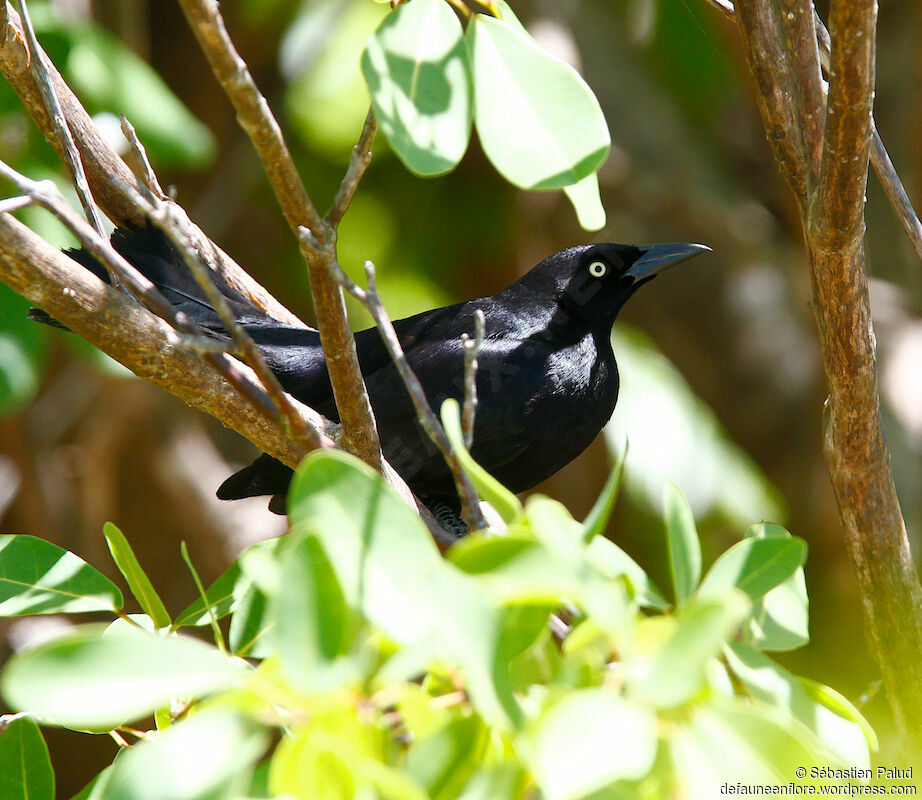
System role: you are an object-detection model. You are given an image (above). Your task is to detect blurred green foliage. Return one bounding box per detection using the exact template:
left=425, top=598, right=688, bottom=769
left=0, top=451, right=874, bottom=798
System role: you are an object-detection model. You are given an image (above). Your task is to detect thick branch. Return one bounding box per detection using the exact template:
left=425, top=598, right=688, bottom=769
left=811, top=0, right=876, bottom=242
left=733, top=1, right=809, bottom=207
left=0, top=214, right=332, bottom=468
left=175, top=0, right=382, bottom=471
left=0, top=1, right=299, bottom=324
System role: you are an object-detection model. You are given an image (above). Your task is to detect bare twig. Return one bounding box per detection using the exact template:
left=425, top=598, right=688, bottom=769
left=119, top=114, right=167, bottom=201
left=176, top=0, right=382, bottom=470
left=317, top=240, right=486, bottom=532
left=327, top=107, right=377, bottom=228
left=15, top=0, right=105, bottom=236
left=460, top=310, right=485, bottom=449
left=0, top=195, right=31, bottom=214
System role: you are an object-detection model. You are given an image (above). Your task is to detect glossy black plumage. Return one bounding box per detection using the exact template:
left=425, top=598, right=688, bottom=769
left=40, top=227, right=708, bottom=516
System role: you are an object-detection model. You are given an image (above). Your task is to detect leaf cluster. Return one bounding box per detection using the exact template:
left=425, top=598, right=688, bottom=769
left=0, top=445, right=875, bottom=798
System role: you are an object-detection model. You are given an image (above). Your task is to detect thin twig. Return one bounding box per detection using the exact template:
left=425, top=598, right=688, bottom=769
left=149, top=204, right=328, bottom=453
left=119, top=114, right=167, bottom=201
left=0, top=195, right=32, bottom=214
left=460, top=310, right=485, bottom=449
left=327, top=107, right=377, bottom=228
left=16, top=0, right=105, bottom=236
left=315, top=237, right=486, bottom=532
left=176, top=0, right=382, bottom=471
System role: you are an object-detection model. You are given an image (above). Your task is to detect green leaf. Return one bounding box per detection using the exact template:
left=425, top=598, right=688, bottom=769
left=634, top=592, right=749, bottom=709
left=0, top=534, right=123, bottom=616
left=272, top=532, right=361, bottom=691
left=743, top=523, right=809, bottom=651
left=582, top=445, right=626, bottom=543
left=405, top=716, right=485, bottom=800
left=0, top=716, right=54, bottom=800
left=663, top=483, right=701, bottom=603
left=800, top=677, right=878, bottom=753
left=102, top=710, right=266, bottom=800
left=440, top=398, right=522, bottom=524
left=289, top=449, right=518, bottom=725
left=454, top=763, right=522, bottom=800
left=0, top=283, right=46, bottom=418
left=670, top=699, right=826, bottom=790
left=174, top=538, right=283, bottom=627
left=1, top=625, right=243, bottom=730
left=529, top=690, right=657, bottom=800
left=724, top=642, right=871, bottom=768
left=584, top=535, right=668, bottom=610
left=362, top=0, right=472, bottom=175
left=467, top=13, right=609, bottom=190
left=228, top=584, right=274, bottom=658
left=563, top=173, right=606, bottom=231
left=698, top=535, right=807, bottom=603
left=102, top=522, right=171, bottom=629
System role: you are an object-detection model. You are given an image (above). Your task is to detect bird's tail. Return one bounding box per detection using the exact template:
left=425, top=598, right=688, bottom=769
left=31, top=225, right=266, bottom=335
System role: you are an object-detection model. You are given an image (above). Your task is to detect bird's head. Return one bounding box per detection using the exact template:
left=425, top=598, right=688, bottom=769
left=511, top=241, right=711, bottom=331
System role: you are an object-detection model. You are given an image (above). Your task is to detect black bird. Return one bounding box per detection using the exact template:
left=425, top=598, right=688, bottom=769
left=33, top=227, right=708, bottom=521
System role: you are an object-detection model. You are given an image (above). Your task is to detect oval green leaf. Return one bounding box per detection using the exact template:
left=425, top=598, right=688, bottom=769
left=362, top=0, right=472, bottom=175
left=0, top=534, right=123, bottom=616
left=698, top=535, right=807, bottom=603
left=467, top=14, right=609, bottom=190
left=0, top=715, right=54, bottom=800
left=1, top=625, right=243, bottom=730
left=530, top=690, right=657, bottom=799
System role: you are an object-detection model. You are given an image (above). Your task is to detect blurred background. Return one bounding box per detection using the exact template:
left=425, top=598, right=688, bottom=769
left=1, top=0, right=920, bottom=792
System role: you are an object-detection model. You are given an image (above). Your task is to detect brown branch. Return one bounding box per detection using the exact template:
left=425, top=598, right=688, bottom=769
left=15, top=0, right=105, bottom=235
left=0, top=214, right=331, bottom=469
left=733, top=1, right=809, bottom=207
left=318, top=242, right=487, bottom=532
left=777, top=0, right=824, bottom=182
left=175, top=0, right=382, bottom=471
left=327, top=107, right=377, bottom=228
left=804, top=0, right=922, bottom=749
left=0, top=1, right=300, bottom=325
left=706, top=0, right=922, bottom=264
left=119, top=114, right=167, bottom=201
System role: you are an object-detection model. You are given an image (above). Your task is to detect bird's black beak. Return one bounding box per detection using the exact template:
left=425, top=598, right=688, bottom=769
left=625, top=242, right=711, bottom=282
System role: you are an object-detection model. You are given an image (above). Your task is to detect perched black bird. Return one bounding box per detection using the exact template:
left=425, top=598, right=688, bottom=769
left=34, top=227, right=708, bottom=520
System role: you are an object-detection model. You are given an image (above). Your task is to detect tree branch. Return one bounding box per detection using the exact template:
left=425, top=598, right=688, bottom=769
left=175, top=0, right=383, bottom=472
left=0, top=0, right=301, bottom=325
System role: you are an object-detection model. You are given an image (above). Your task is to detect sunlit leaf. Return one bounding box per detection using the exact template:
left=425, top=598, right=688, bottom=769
left=584, top=535, right=668, bottom=610
left=698, top=535, right=806, bottom=603
left=633, top=592, right=748, bottom=709
left=441, top=397, right=522, bottom=524
left=289, top=449, right=518, bottom=725
left=581, top=445, right=626, bottom=543
left=563, top=172, right=606, bottom=231
left=1, top=625, right=242, bottom=730
left=102, top=522, right=170, bottom=629
left=103, top=710, right=266, bottom=800
left=0, top=534, right=122, bottom=616
left=0, top=716, right=54, bottom=800
left=529, top=689, right=657, bottom=799
left=743, top=523, right=809, bottom=651
left=663, top=482, right=701, bottom=603
left=405, top=716, right=486, bottom=800
left=466, top=13, right=609, bottom=189
left=362, top=0, right=472, bottom=175
left=724, top=642, right=871, bottom=768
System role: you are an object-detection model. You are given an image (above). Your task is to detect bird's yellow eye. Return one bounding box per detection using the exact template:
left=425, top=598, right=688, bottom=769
left=588, top=261, right=607, bottom=278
